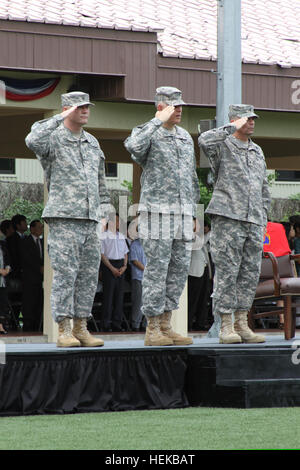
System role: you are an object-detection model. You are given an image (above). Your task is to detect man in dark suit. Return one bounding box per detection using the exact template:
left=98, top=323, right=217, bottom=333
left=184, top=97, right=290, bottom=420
left=6, top=214, right=27, bottom=280
left=21, top=220, right=44, bottom=332
left=5, top=214, right=27, bottom=328
left=0, top=240, right=11, bottom=334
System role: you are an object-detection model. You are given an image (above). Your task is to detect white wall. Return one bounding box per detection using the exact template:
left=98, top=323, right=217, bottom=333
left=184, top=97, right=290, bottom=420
left=17, top=158, right=44, bottom=183
left=105, top=163, right=133, bottom=190
left=269, top=182, right=300, bottom=199
left=0, top=158, right=43, bottom=183
left=267, top=170, right=300, bottom=199
left=3, top=160, right=300, bottom=199
left=0, top=159, right=133, bottom=189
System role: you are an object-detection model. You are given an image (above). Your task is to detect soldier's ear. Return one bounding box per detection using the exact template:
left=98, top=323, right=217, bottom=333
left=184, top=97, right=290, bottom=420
left=156, top=103, right=164, bottom=111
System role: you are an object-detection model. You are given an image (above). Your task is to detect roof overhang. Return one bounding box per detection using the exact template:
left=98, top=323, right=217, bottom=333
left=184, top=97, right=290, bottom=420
left=0, top=19, right=300, bottom=113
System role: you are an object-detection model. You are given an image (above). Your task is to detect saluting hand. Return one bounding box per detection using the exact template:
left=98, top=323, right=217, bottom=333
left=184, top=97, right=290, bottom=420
left=61, top=105, right=78, bottom=119
left=233, top=116, right=248, bottom=130
left=155, top=105, right=175, bottom=123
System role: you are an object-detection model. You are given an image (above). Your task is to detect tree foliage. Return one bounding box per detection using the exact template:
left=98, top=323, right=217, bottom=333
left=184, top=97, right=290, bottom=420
left=3, top=198, right=44, bottom=225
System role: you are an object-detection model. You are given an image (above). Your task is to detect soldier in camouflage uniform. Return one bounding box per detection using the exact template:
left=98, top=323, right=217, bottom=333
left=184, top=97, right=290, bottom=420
left=25, top=91, right=111, bottom=348
left=124, top=86, right=200, bottom=346
left=198, top=104, right=271, bottom=344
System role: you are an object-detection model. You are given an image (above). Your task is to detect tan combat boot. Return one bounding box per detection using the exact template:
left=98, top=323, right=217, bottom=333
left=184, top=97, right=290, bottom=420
left=144, top=315, right=173, bottom=346
left=57, top=318, right=81, bottom=348
left=160, top=311, right=193, bottom=345
left=219, top=314, right=242, bottom=344
left=234, top=311, right=265, bottom=343
left=72, top=318, right=104, bottom=347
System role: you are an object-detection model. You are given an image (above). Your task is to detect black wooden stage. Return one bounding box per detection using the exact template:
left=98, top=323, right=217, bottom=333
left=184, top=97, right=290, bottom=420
left=1, top=333, right=300, bottom=416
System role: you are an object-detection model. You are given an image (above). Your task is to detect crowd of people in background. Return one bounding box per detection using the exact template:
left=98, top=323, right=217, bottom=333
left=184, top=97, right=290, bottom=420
left=0, top=214, right=44, bottom=334
left=0, top=212, right=149, bottom=335
left=1, top=212, right=300, bottom=335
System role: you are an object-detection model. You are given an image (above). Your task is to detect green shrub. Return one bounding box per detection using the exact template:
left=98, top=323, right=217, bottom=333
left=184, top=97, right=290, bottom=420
left=3, top=198, right=44, bottom=225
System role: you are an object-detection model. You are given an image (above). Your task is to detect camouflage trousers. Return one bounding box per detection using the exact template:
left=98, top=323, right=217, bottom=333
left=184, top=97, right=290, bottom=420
left=139, top=212, right=193, bottom=318
left=210, top=215, right=264, bottom=316
left=47, top=218, right=100, bottom=323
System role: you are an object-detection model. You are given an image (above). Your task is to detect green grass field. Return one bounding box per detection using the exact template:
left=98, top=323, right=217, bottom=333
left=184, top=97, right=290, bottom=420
left=0, top=407, right=299, bottom=450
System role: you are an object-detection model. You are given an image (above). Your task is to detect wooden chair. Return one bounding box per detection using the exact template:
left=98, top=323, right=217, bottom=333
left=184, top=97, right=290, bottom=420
left=249, top=252, right=300, bottom=340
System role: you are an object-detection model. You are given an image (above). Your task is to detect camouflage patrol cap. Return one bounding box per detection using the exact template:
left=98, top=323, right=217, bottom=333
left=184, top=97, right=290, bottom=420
left=155, top=86, right=186, bottom=106
left=61, top=91, right=94, bottom=108
left=228, top=104, right=259, bottom=120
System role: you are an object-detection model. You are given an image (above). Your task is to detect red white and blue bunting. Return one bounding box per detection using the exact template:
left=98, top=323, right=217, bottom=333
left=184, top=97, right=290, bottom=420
left=1, top=77, right=60, bottom=101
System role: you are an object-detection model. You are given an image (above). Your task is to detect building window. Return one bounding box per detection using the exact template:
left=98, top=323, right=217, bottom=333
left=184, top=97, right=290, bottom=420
left=105, top=163, right=118, bottom=178
left=276, top=170, right=300, bottom=182
left=0, top=158, right=15, bottom=175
